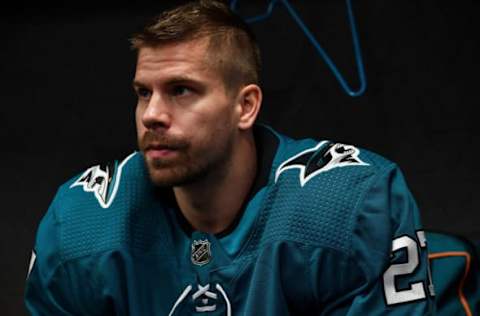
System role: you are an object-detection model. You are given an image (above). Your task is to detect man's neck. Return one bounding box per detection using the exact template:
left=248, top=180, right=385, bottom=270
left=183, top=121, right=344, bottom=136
left=173, top=132, right=257, bottom=235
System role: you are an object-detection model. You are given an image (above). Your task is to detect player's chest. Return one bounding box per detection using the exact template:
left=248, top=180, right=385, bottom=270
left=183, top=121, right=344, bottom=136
left=96, top=239, right=314, bottom=316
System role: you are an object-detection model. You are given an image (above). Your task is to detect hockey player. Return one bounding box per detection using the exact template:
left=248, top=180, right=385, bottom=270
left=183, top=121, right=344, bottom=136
left=25, top=1, right=437, bottom=315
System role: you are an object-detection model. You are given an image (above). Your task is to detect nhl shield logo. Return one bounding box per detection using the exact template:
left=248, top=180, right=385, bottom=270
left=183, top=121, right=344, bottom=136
left=191, top=239, right=211, bottom=266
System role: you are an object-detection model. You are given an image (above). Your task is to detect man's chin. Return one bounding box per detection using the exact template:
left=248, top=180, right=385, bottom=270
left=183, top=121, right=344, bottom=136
left=145, top=160, right=202, bottom=186
left=147, top=167, right=187, bottom=187
left=142, top=151, right=210, bottom=187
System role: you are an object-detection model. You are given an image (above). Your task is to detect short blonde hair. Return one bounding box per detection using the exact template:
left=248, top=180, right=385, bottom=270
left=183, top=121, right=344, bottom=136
left=130, top=0, right=261, bottom=93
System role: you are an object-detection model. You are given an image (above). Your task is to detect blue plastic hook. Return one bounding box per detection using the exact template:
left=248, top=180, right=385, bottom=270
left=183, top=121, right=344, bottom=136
left=230, top=0, right=367, bottom=97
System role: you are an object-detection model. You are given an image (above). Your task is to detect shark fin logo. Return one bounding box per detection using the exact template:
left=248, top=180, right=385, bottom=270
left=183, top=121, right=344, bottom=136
left=275, top=141, right=369, bottom=186
left=70, top=152, right=136, bottom=208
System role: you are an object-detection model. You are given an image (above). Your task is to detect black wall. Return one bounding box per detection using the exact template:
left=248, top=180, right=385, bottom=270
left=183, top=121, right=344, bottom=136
left=1, top=1, right=479, bottom=314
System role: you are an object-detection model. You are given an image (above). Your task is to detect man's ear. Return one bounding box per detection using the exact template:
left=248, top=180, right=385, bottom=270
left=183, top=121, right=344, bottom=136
left=235, top=84, right=262, bottom=130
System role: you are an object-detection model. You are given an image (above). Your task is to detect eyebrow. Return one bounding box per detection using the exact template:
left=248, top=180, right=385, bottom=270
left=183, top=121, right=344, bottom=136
left=132, top=80, right=147, bottom=90
left=132, top=76, right=203, bottom=90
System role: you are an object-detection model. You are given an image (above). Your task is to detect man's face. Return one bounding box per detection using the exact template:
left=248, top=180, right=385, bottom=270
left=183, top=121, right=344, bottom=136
left=133, top=38, right=239, bottom=187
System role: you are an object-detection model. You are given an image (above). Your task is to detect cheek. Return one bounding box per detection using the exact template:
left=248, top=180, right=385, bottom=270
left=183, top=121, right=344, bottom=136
left=174, top=93, right=236, bottom=146
left=135, top=106, right=145, bottom=138
left=196, top=111, right=235, bottom=149
left=190, top=107, right=232, bottom=138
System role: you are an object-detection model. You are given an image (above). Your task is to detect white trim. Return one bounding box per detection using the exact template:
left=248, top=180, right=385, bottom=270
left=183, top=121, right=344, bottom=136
left=70, top=152, right=137, bottom=209
left=26, top=250, right=36, bottom=279
left=216, top=283, right=232, bottom=316
left=275, top=141, right=328, bottom=186
left=168, top=285, right=192, bottom=316
left=168, top=283, right=232, bottom=315
left=275, top=141, right=369, bottom=186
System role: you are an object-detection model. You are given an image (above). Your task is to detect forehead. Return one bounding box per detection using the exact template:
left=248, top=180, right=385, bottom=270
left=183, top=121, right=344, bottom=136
left=134, top=38, right=217, bottom=83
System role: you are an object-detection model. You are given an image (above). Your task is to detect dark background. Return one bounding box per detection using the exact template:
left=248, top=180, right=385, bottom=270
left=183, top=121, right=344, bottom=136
left=1, top=0, right=479, bottom=314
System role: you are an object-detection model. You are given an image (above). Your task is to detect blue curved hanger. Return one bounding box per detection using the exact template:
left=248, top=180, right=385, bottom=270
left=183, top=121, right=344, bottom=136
left=230, top=0, right=367, bottom=97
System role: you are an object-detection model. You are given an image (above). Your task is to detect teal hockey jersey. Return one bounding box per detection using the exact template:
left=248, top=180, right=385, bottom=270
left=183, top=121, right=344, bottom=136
left=25, top=125, right=435, bottom=315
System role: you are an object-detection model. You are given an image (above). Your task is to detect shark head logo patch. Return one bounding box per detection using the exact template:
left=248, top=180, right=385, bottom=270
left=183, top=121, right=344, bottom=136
left=69, top=152, right=136, bottom=208
left=275, top=141, right=369, bottom=186
left=70, top=161, right=115, bottom=205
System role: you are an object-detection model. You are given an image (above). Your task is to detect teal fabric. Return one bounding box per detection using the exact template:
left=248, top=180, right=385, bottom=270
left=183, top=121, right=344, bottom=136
left=427, top=232, right=480, bottom=316
left=25, top=126, right=434, bottom=315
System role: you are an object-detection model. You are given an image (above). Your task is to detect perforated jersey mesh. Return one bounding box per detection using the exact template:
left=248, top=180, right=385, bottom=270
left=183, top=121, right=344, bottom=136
left=58, top=153, right=173, bottom=261
left=241, top=138, right=393, bottom=259
left=55, top=134, right=393, bottom=264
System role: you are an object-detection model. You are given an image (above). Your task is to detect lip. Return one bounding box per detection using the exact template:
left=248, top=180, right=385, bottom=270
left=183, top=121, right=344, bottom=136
left=145, top=147, right=178, bottom=159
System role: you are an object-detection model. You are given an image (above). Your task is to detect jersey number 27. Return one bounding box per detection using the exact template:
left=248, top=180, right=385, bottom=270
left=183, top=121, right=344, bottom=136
left=383, top=230, right=435, bottom=305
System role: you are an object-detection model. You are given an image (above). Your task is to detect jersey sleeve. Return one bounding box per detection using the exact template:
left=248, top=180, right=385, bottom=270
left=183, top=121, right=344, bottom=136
left=312, top=164, right=436, bottom=315
left=24, top=190, right=104, bottom=316
left=24, top=191, right=77, bottom=315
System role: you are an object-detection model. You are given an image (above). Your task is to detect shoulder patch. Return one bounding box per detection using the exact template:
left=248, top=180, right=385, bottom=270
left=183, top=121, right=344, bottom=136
left=69, top=152, right=136, bottom=208
left=275, top=141, right=369, bottom=186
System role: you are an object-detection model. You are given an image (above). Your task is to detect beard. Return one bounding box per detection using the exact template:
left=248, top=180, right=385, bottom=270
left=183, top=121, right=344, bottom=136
left=139, top=129, right=234, bottom=187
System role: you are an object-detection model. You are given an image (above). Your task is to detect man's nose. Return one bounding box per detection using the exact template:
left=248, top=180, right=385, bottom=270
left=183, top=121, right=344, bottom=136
left=141, top=93, right=172, bottom=130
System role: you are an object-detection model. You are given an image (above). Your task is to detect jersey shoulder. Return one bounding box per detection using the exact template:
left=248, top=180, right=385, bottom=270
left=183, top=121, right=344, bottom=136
left=59, top=152, right=140, bottom=208
left=43, top=151, right=168, bottom=261
left=253, top=129, right=404, bottom=255
left=271, top=130, right=394, bottom=182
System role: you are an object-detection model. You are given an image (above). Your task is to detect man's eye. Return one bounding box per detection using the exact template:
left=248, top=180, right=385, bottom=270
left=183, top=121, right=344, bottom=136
left=171, top=86, right=192, bottom=97
left=137, top=88, right=151, bottom=98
